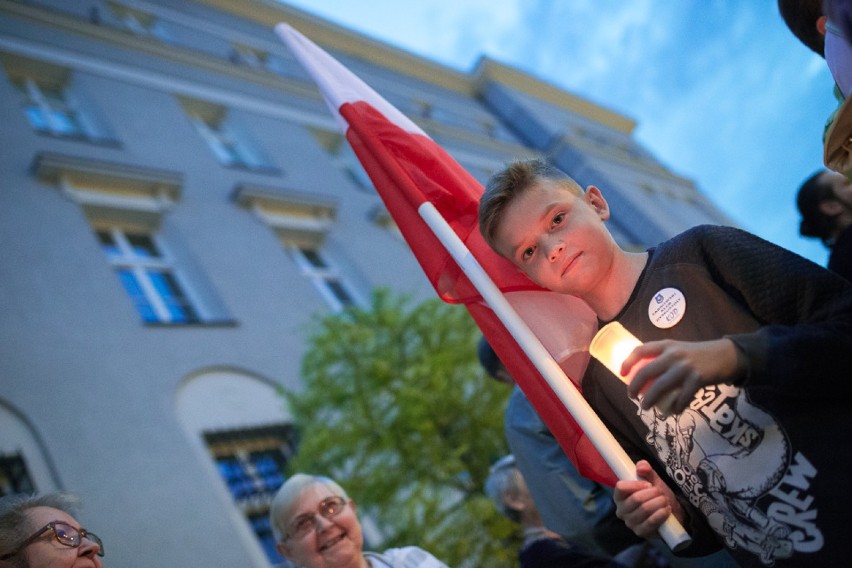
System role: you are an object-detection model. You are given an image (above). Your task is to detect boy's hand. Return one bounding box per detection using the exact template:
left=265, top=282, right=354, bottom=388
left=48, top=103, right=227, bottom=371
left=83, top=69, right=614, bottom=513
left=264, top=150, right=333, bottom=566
left=614, top=460, right=683, bottom=538
left=622, top=338, right=745, bottom=414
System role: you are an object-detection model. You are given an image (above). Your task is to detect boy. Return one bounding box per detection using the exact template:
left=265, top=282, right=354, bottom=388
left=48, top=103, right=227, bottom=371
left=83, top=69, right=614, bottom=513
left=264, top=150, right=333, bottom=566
left=478, top=158, right=852, bottom=567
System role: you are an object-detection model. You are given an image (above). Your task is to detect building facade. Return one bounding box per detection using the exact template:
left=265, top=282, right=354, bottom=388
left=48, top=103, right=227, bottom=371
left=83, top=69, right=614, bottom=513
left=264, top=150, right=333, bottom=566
left=0, top=1, right=734, bottom=566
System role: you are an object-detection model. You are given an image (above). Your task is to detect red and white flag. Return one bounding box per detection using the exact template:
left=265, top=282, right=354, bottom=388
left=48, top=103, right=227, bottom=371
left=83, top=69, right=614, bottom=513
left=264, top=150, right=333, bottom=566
left=275, top=23, right=615, bottom=487
left=275, top=25, right=693, bottom=548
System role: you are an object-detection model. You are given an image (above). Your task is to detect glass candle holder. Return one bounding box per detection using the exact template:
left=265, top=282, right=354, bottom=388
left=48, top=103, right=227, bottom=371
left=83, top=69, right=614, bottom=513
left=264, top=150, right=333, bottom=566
left=589, top=322, right=679, bottom=415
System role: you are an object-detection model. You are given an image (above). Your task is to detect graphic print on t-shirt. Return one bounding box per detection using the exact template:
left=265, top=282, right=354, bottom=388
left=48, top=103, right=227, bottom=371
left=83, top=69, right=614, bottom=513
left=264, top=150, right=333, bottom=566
left=634, top=383, right=823, bottom=565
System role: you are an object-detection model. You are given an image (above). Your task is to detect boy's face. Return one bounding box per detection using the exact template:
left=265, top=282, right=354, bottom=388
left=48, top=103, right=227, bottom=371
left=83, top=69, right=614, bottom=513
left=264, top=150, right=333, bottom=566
left=492, top=179, right=614, bottom=298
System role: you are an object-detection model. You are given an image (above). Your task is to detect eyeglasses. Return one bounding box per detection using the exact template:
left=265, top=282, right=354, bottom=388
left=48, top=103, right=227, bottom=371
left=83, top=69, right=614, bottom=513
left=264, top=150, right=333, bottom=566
left=0, top=520, right=104, bottom=560
left=285, top=496, right=348, bottom=540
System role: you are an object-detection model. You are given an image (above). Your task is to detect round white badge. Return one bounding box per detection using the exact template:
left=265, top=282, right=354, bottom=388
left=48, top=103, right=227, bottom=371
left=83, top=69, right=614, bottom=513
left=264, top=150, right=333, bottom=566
left=648, top=287, right=686, bottom=329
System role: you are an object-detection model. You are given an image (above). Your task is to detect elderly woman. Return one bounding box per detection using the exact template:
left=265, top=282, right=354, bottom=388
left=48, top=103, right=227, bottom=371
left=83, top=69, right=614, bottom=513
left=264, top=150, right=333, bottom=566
left=270, top=474, right=447, bottom=568
left=0, top=492, right=104, bottom=568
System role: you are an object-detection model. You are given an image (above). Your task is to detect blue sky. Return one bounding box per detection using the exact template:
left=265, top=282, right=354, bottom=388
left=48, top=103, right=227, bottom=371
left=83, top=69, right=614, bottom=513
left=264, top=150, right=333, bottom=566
left=284, top=1, right=837, bottom=266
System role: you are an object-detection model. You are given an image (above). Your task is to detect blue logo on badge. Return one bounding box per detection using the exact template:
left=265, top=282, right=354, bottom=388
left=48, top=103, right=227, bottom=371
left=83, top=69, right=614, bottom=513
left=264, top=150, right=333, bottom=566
left=655, top=293, right=664, bottom=304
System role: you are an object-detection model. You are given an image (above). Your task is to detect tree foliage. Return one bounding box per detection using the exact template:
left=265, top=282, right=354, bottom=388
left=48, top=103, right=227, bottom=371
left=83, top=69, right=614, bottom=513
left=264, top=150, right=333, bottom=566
left=283, top=288, right=520, bottom=567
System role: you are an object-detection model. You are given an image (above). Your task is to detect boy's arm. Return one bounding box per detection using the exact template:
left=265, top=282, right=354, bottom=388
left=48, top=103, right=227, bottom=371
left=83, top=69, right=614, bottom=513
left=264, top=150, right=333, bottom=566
left=614, top=459, right=680, bottom=538
left=614, top=460, right=724, bottom=557
left=704, top=227, right=852, bottom=392
left=623, top=337, right=746, bottom=414
left=583, top=376, right=723, bottom=556
left=626, top=226, right=852, bottom=409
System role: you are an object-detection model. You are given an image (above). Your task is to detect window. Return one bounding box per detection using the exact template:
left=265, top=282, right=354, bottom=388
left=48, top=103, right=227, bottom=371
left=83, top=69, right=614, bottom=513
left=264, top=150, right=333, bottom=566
left=411, top=99, right=433, bottom=120
left=0, top=403, right=59, bottom=496
left=308, top=128, right=374, bottom=193
left=229, top=43, right=269, bottom=70
left=1, top=54, right=103, bottom=140
left=369, top=205, right=402, bottom=241
left=96, top=227, right=199, bottom=323
left=205, top=425, right=298, bottom=565
left=289, top=247, right=356, bottom=311
left=106, top=1, right=171, bottom=42
left=16, top=78, right=85, bottom=136
left=235, top=184, right=360, bottom=312
left=32, top=153, right=218, bottom=325
left=0, top=452, right=35, bottom=497
left=179, top=97, right=271, bottom=171
left=176, top=371, right=299, bottom=566
left=402, top=98, right=514, bottom=141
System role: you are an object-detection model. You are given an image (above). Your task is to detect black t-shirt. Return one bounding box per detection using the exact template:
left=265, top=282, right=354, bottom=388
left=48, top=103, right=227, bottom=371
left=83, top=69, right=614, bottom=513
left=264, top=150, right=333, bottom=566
left=828, top=224, right=852, bottom=282
left=582, top=225, right=852, bottom=567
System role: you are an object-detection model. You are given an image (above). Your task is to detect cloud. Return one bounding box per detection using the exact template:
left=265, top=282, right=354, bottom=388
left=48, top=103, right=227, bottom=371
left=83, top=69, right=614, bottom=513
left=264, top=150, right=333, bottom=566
left=284, top=0, right=836, bottom=261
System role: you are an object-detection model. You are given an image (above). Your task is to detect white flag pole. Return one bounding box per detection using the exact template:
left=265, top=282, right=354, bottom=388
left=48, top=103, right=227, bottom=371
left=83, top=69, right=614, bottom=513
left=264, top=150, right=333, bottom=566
left=418, top=201, right=692, bottom=551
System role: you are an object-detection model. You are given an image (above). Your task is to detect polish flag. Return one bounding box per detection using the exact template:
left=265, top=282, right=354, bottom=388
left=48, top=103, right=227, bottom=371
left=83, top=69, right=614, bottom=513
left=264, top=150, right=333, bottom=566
left=275, top=23, right=615, bottom=488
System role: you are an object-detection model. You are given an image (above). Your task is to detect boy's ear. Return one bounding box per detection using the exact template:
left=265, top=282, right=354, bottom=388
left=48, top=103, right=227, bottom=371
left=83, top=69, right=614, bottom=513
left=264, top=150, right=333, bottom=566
left=818, top=15, right=827, bottom=37
left=584, top=185, right=610, bottom=220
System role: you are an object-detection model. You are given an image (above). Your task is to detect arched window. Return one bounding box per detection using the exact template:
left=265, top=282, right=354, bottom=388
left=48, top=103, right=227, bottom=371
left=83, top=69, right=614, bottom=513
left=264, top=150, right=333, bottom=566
left=0, top=402, right=60, bottom=497
left=176, top=370, right=297, bottom=566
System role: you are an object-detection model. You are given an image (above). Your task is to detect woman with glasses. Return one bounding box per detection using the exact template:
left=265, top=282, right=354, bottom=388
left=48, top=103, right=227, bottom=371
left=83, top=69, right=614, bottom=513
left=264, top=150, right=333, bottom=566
left=270, top=474, right=448, bottom=568
left=0, top=492, right=104, bottom=568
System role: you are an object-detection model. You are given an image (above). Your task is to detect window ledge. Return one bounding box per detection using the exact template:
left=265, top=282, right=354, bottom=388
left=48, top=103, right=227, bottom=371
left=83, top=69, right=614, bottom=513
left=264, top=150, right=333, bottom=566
left=34, top=130, right=123, bottom=149
left=143, top=319, right=239, bottom=328
left=223, top=163, right=283, bottom=176
left=31, top=152, right=183, bottom=223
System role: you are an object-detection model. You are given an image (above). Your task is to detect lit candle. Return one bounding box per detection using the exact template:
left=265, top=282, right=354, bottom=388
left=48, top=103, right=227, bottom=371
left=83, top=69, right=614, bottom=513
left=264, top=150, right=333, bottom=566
left=589, top=322, right=680, bottom=415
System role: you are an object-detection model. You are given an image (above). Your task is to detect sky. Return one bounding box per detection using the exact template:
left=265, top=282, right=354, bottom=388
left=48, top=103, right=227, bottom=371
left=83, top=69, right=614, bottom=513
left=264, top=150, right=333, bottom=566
left=283, top=0, right=837, bottom=266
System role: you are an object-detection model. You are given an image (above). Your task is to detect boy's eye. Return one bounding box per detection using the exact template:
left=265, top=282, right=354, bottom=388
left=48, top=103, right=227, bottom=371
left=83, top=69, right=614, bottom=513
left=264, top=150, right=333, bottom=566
left=521, top=246, right=535, bottom=261
left=552, top=212, right=565, bottom=226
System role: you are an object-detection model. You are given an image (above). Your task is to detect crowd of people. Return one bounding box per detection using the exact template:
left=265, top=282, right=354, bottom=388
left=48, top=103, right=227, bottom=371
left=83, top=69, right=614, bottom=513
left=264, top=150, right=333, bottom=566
left=3, top=3, right=851, bottom=567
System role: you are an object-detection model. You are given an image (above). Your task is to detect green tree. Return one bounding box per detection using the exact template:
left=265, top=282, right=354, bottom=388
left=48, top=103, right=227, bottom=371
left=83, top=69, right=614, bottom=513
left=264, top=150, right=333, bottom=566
left=283, top=288, right=520, bottom=567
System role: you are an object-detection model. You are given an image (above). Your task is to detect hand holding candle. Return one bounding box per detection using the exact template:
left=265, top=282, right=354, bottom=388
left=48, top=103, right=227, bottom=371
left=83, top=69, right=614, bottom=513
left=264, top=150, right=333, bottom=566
left=589, top=322, right=681, bottom=416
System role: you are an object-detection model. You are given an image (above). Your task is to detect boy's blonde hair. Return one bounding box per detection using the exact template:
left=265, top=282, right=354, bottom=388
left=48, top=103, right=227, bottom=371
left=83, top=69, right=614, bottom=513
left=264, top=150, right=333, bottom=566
left=479, top=158, right=582, bottom=251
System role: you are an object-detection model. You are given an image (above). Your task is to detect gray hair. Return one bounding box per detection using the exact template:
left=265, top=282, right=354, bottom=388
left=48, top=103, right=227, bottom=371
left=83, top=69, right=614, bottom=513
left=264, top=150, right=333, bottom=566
left=0, top=492, right=82, bottom=567
left=484, top=455, right=525, bottom=523
left=269, top=474, right=349, bottom=542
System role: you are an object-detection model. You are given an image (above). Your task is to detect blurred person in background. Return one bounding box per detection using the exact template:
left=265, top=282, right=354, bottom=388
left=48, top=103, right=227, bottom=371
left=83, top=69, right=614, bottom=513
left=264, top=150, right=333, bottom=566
left=797, top=168, right=852, bottom=280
